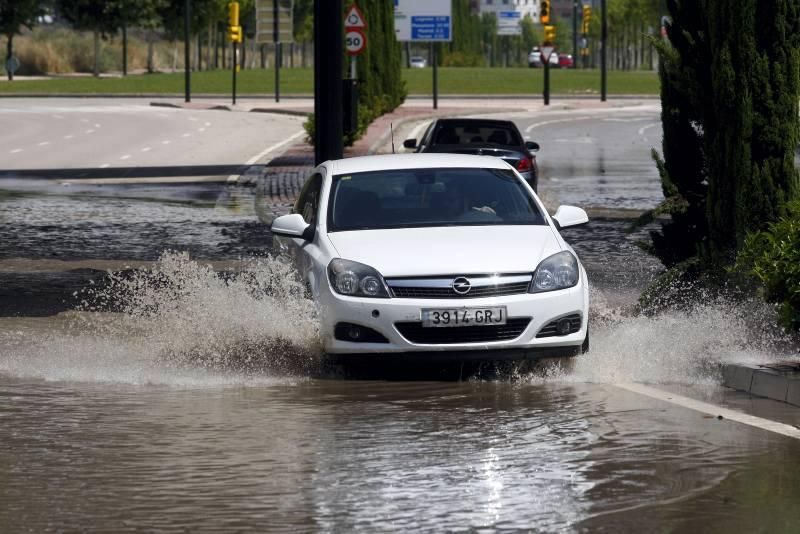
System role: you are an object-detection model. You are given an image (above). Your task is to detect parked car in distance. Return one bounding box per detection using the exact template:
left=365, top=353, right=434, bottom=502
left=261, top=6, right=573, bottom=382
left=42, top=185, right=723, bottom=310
left=403, top=118, right=541, bottom=191
left=529, top=48, right=560, bottom=68
left=409, top=56, right=428, bottom=68
left=528, top=47, right=542, bottom=67
left=558, top=54, right=574, bottom=68
left=270, top=154, right=590, bottom=364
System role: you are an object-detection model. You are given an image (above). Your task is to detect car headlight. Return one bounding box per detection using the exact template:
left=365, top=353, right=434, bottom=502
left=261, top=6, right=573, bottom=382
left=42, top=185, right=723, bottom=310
left=530, top=251, right=579, bottom=293
left=327, top=259, right=390, bottom=298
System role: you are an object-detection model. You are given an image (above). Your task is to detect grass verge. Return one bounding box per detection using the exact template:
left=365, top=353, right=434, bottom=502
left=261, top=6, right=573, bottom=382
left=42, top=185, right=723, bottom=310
left=0, top=68, right=659, bottom=96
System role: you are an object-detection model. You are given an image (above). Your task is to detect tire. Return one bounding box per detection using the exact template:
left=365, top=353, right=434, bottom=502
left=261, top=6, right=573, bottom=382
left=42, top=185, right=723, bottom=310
left=581, top=327, right=590, bottom=354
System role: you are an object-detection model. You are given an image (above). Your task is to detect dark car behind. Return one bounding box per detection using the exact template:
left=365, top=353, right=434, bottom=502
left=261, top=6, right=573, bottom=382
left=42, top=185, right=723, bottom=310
left=403, top=118, right=540, bottom=191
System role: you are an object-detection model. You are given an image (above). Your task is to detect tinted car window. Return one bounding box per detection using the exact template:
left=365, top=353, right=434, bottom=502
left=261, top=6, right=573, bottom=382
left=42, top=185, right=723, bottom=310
left=431, top=122, right=523, bottom=147
left=293, top=173, right=323, bottom=225
left=328, top=168, right=546, bottom=231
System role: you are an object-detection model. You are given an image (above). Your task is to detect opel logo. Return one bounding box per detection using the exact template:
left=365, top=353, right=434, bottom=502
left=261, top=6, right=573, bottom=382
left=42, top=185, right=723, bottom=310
left=451, top=277, right=472, bottom=295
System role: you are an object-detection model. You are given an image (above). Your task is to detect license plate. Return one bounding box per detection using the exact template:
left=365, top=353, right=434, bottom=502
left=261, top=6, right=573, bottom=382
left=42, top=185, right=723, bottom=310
left=421, top=307, right=507, bottom=328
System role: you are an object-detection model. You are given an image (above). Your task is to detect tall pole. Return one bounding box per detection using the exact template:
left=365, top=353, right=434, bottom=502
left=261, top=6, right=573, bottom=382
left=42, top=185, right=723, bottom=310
left=432, top=43, right=438, bottom=110
left=572, top=2, right=577, bottom=69
left=274, top=0, right=280, bottom=103
left=184, top=0, right=191, bottom=102
left=232, top=41, right=237, bottom=105
left=601, top=0, right=607, bottom=101
left=314, top=0, right=343, bottom=164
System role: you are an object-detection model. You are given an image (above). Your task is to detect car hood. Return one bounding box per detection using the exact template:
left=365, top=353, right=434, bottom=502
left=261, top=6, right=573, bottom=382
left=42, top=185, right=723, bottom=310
left=326, top=225, right=562, bottom=277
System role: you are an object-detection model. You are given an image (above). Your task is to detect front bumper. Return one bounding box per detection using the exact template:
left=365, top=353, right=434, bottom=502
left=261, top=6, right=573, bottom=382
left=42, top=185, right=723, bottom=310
left=317, top=276, right=588, bottom=356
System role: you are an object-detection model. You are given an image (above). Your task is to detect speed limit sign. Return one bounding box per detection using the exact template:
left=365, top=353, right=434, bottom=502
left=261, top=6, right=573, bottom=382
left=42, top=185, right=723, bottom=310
left=345, top=29, right=366, bottom=56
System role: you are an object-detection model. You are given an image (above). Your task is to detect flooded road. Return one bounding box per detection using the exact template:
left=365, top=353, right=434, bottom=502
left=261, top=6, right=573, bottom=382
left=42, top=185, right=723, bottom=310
left=2, top=102, right=800, bottom=531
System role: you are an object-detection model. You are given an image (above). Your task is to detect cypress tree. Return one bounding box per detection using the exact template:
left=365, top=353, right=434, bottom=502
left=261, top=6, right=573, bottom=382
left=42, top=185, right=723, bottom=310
left=651, top=0, right=800, bottom=265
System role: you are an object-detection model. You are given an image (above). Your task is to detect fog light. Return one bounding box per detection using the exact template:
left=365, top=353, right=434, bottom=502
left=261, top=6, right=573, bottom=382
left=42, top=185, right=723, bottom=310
left=347, top=326, right=362, bottom=340
left=556, top=318, right=572, bottom=336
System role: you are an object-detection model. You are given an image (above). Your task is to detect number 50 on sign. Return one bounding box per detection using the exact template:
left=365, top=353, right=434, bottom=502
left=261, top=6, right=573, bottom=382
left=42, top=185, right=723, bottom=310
left=346, top=29, right=366, bottom=56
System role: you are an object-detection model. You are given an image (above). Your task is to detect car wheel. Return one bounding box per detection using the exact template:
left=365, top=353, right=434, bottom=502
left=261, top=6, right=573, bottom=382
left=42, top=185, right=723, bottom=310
left=581, top=327, right=590, bottom=354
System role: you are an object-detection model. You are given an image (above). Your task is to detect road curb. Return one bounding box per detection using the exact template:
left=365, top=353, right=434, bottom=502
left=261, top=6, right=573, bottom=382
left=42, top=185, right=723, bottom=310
left=722, top=362, right=800, bottom=407
left=149, top=101, right=310, bottom=117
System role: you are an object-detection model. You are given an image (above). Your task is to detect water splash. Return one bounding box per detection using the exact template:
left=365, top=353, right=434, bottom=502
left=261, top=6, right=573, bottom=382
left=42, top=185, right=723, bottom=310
left=1, top=253, right=796, bottom=386
left=0, top=252, right=321, bottom=385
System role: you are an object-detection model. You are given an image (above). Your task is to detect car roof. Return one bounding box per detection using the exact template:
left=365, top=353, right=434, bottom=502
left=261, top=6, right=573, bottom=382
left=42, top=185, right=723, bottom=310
left=326, top=153, right=511, bottom=175
left=433, top=118, right=518, bottom=128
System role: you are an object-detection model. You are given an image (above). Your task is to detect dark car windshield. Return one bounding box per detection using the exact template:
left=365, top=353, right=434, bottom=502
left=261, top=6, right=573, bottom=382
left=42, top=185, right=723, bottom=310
left=328, top=167, right=546, bottom=232
left=431, top=121, right=523, bottom=148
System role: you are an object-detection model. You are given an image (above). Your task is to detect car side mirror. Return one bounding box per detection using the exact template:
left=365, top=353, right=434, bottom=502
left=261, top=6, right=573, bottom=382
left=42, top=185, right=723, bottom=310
left=271, top=213, right=312, bottom=240
left=403, top=138, right=417, bottom=149
left=525, top=141, right=540, bottom=152
left=552, top=205, right=589, bottom=229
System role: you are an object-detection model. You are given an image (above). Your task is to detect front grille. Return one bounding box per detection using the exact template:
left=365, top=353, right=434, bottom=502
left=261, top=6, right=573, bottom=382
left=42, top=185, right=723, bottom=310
left=536, top=314, right=582, bottom=338
left=395, top=318, right=531, bottom=344
left=386, top=274, right=532, bottom=299
left=390, top=282, right=530, bottom=299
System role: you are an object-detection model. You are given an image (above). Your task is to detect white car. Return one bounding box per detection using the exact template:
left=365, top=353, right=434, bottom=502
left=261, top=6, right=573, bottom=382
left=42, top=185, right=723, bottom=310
left=409, top=56, right=428, bottom=68
left=270, top=154, right=590, bottom=363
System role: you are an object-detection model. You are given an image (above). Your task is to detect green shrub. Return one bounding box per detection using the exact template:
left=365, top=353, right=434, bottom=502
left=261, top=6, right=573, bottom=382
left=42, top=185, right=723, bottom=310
left=734, top=200, right=800, bottom=331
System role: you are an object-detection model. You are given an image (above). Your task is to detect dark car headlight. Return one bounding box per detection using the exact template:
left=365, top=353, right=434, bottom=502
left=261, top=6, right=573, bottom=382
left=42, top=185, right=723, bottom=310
left=328, top=259, right=391, bottom=298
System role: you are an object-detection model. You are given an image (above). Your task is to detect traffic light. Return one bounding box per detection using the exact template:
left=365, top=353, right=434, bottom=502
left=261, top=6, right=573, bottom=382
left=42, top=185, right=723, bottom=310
left=582, top=5, right=592, bottom=34
left=228, top=25, right=242, bottom=43
left=540, top=0, right=550, bottom=25
left=544, top=25, right=556, bottom=44
left=228, top=2, right=240, bottom=27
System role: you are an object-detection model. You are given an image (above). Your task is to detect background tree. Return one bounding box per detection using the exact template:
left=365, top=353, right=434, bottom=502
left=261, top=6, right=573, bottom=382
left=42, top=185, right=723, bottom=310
left=56, top=0, right=124, bottom=76
left=0, top=0, right=45, bottom=80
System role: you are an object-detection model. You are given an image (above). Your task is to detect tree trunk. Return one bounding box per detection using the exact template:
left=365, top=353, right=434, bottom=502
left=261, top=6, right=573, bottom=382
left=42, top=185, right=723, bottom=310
left=207, top=21, right=212, bottom=69
left=122, top=21, right=128, bottom=76
left=6, top=34, right=13, bottom=81
left=197, top=33, right=202, bottom=71
left=147, top=32, right=155, bottom=73
left=93, top=31, right=100, bottom=77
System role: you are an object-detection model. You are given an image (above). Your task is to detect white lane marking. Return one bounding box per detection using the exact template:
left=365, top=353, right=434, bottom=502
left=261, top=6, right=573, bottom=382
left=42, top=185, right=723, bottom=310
left=80, top=118, right=89, bottom=123
left=554, top=137, right=594, bottom=144
left=617, top=382, right=800, bottom=440
left=227, top=130, right=306, bottom=183
left=525, top=116, right=592, bottom=133
left=182, top=133, right=191, bottom=137
left=10, top=148, right=23, bottom=153
left=602, top=116, right=653, bottom=123
left=198, top=128, right=206, bottom=132
left=638, top=122, right=661, bottom=136
left=85, top=129, right=95, bottom=134
left=204, top=122, right=211, bottom=127
left=141, top=147, right=152, bottom=152
left=162, top=140, right=171, bottom=145
left=99, top=163, right=110, bottom=168
left=94, top=123, right=101, bottom=128
left=120, top=155, right=131, bottom=160
left=63, top=135, right=74, bottom=140
left=38, top=141, right=50, bottom=146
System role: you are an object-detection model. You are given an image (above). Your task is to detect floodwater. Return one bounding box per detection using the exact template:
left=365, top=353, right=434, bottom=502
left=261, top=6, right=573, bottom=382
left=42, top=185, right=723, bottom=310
left=2, top=127, right=800, bottom=531
left=1, top=250, right=799, bottom=531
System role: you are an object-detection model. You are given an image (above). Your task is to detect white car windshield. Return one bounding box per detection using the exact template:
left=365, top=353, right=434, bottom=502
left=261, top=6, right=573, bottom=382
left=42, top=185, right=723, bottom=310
left=328, top=167, right=547, bottom=231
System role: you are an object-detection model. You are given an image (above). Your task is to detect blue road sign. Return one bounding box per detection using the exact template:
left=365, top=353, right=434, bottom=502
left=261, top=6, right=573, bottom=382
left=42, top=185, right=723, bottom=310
left=411, top=16, right=451, bottom=40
